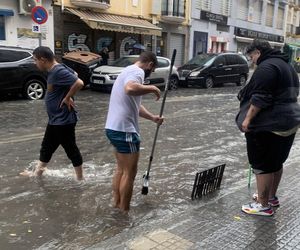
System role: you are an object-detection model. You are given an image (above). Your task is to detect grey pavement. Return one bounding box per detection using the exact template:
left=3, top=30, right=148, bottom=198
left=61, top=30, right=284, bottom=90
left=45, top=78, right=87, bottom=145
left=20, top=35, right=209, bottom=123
left=95, top=150, right=300, bottom=250
left=0, top=86, right=300, bottom=250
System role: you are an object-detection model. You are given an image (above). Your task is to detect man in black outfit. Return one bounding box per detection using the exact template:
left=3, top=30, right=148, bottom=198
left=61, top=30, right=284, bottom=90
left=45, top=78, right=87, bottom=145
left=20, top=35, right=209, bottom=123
left=20, top=46, right=84, bottom=180
left=236, top=39, right=300, bottom=216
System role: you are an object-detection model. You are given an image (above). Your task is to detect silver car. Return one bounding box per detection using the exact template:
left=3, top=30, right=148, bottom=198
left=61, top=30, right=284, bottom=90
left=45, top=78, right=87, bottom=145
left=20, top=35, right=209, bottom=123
left=90, top=55, right=179, bottom=91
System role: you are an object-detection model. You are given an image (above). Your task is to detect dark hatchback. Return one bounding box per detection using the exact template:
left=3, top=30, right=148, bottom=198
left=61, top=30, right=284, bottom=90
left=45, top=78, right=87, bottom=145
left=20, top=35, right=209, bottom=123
left=178, top=53, right=249, bottom=88
left=0, top=46, right=47, bottom=100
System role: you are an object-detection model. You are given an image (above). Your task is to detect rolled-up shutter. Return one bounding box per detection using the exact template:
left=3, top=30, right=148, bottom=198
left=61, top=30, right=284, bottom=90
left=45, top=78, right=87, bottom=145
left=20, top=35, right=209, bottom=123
left=237, top=0, right=248, bottom=20
left=170, top=33, right=185, bottom=66
left=252, top=0, right=262, bottom=24
left=266, top=3, right=274, bottom=27
left=277, top=5, right=284, bottom=29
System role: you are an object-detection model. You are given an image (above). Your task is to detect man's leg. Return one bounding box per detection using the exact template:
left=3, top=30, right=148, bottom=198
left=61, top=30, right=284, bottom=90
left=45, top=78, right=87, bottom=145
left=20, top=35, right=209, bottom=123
left=20, top=124, right=58, bottom=177
left=269, top=168, right=283, bottom=199
left=115, top=152, right=139, bottom=212
left=112, top=152, right=123, bottom=208
left=256, top=172, right=273, bottom=207
left=61, top=124, right=83, bottom=181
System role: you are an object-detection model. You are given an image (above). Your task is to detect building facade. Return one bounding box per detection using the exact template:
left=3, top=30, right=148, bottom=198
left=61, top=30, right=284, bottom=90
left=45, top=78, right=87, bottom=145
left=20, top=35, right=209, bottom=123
left=52, top=0, right=163, bottom=62
left=0, top=0, right=54, bottom=50
left=190, top=0, right=289, bottom=59
left=155, top=0, right=190, bottom=66
left=52, top=0, right=190, bottom=66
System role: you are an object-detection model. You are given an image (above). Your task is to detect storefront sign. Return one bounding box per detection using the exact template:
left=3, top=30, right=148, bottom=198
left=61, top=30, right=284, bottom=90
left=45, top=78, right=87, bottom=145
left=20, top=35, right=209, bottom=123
left=234, top=27, right=284, bottom=43
left=200, top=11, right=228, bottom=25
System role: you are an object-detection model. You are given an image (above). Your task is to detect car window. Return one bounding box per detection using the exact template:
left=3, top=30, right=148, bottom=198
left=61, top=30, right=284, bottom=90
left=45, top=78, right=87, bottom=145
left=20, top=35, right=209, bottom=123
left=111, top=57, right=138, bottom=67
left=236, top=55, right=248, bottom=65
left=225, top=55, right=238, bottom=65
left=186, top=54, right=216, bottom=66
left=157, top=58, right=169, bottom=68
left=214, top=55, right=225, bottom=66
left=0, top=49, right=31, bottom=63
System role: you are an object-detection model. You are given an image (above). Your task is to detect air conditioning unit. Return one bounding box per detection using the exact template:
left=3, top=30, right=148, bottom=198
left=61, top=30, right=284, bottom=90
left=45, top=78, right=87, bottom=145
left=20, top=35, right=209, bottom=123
left=19, top=0, right=37, bottom=15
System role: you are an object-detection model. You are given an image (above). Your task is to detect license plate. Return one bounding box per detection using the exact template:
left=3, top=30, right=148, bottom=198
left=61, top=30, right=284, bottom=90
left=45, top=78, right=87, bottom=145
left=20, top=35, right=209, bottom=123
left=94, top=79, right=104, bottom=84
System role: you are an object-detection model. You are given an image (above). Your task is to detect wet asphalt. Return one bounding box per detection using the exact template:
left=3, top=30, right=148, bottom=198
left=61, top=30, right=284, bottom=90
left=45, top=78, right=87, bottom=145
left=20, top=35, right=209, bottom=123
left=0, top=84, right=299, bottom=249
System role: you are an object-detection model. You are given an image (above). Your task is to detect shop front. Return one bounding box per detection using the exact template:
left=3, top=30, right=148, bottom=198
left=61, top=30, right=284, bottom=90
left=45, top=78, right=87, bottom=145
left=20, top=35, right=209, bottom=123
left=234, top=27, right=285, bottom=53
left=53, top=6, right=161, bottom=61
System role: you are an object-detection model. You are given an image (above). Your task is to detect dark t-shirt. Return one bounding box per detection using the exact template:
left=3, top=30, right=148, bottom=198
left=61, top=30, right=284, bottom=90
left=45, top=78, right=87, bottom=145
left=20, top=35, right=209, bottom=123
left=46, top=64, right=78, bottom=125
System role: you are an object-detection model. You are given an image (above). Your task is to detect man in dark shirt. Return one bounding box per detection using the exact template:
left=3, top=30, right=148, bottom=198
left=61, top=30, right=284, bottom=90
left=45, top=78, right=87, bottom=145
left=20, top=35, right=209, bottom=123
left=21, top=46, right=84, bottom=180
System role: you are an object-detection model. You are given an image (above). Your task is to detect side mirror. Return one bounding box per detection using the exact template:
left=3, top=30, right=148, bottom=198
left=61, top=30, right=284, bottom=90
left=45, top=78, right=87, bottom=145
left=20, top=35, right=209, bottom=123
left=217, top=63, right=224, bottom=68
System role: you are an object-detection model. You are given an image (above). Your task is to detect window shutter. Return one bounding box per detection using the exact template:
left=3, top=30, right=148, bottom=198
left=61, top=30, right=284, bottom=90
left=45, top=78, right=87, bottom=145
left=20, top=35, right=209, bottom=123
left=266, top=3, right=274, bottom=27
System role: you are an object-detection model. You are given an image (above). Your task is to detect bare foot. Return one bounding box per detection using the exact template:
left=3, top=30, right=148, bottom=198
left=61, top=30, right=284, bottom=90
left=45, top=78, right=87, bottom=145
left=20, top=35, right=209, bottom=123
left=19, top=167, right=46, bottom=177
left=19, top=170, right=34, bottom=177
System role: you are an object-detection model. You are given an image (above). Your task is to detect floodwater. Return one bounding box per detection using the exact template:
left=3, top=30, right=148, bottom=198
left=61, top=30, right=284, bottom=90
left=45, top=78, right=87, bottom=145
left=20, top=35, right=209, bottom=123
left=0, top=86, right=299, bottom=249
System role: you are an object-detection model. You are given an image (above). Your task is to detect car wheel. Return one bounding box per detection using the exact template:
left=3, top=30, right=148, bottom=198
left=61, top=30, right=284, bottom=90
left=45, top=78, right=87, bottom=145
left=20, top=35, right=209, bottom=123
left=23, top=79, right=45, bottom=100
left=169, top=75, right=179, bottom=90
left=204, top=76, right=214, bottom=89
left=237, top=75, right=247, bottom=86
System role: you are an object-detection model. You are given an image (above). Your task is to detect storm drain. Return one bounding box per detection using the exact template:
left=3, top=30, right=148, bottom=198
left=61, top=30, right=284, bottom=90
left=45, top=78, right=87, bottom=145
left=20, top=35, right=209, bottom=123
left=128, top=229, right=194, bottom=250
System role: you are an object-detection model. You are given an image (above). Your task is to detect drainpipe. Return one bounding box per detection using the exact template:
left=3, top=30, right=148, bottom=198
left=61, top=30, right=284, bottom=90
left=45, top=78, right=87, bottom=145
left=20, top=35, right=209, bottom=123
left=61, top=0, right=64, bottom=12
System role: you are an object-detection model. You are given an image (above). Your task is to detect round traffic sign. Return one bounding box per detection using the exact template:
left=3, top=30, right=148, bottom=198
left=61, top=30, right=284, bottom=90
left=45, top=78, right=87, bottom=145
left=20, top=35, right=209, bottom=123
left=31, top=6, right=48, bottom=25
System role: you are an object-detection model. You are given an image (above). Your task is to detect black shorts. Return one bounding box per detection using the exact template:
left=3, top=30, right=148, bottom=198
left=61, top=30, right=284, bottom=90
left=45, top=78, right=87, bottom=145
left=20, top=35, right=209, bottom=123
left=245, top=131, right=295, bottom=174
left=40, top=123, right=83, bottom=167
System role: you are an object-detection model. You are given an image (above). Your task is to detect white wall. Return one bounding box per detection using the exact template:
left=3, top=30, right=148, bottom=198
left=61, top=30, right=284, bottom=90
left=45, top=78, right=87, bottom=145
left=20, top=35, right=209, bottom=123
left=0, top=0, right=54, bottom=50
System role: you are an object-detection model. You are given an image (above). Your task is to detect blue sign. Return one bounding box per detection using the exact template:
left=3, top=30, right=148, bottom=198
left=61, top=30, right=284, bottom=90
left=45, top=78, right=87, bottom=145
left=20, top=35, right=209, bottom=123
left=31, top=6, right=48, bottom=25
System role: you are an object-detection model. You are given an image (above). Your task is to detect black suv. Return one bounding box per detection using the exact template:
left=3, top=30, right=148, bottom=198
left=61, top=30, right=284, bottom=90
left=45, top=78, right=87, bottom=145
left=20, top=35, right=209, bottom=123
left=178, top=53, right=249, bottom=88
left=0, top=46, right=47, bottom=100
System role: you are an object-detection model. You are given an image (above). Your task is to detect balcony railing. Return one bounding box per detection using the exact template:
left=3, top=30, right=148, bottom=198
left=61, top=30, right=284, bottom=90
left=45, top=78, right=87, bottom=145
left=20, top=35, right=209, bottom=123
left=161, top=10, right=185, bottom=18
left=70, top=0, right=111, bottom=10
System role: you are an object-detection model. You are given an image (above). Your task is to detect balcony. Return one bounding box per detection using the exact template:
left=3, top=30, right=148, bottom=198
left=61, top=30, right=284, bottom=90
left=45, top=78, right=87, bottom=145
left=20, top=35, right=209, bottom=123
left=161, top=0, right=185, bottom=23
left=70, top=0, right=110, bottom=10
left=161, top=11, right=185, bottom=23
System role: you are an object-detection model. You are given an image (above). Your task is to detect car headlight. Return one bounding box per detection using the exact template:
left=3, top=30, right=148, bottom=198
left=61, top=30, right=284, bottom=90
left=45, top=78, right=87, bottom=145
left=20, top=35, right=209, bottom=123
left=109, top=74, right=119, bottom=80
left=189, top=71, right=200, bottom=77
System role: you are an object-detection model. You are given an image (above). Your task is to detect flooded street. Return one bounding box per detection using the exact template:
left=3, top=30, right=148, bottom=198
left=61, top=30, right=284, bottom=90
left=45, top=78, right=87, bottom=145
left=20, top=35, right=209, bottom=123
left=1, top=86, right=299, bottom=250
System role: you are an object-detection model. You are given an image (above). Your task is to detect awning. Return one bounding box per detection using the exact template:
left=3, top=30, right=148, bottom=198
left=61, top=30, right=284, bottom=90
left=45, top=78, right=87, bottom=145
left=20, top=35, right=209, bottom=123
left=235, top=36, right=284, bottom=47
left=66, top=8, right=161, bottom=36
left=0, top=9, right=14, bottom=16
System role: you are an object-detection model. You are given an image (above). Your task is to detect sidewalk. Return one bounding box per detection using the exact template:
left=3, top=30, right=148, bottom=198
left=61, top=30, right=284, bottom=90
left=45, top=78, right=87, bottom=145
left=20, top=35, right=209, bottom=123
left=93, top=149, right=300, bottom=249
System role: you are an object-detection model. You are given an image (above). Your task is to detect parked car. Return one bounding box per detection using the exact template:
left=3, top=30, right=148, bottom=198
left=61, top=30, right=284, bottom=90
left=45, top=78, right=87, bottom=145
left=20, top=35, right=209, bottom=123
left=90, top=55, right=179, bottom=92
left=0, top=46, right=47, bottom=100
left=178, top=53, right=249, bottom=88
left=62, top=51, right=101, bottom=86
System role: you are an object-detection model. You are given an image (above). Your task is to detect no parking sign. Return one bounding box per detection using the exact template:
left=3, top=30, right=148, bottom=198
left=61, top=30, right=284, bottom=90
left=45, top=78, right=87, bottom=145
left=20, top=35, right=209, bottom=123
left=31, top=6, right=48, bottom=25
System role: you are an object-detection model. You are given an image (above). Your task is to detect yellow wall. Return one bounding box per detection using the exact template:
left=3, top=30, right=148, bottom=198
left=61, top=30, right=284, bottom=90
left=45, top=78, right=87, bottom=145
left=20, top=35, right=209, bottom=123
left=55, top=0, right=153, bottom=20
left=54, top=0, right=190, bottom=25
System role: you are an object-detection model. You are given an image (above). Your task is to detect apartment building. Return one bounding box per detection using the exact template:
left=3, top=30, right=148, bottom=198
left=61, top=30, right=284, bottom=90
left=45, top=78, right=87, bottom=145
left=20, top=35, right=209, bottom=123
left=190, top=0, right=289, bottom=59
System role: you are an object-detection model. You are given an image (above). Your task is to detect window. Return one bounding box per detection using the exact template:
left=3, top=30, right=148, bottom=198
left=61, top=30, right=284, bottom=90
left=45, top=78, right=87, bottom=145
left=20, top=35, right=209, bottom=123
left=251, top=0, right=262, bottom=24
left=0, top=49, right=33, bottom=63
left=196, top=0, right=211, bottom=11
left=266, top=3, right=274, bottom=27
left=215, top=0, right=231, bottom=16
left=214, top=55, right=225, bottom=66
left=277, top=5, right=284, bottom=29
left=157, top=58, right=169, bottom=68
left=161, top=0, right=185, bottom=17
left=0, top=16, right=5, bottom=40
left=225, top=55, right=237, bottom=65
left=237, top=0, right=248, bottom=21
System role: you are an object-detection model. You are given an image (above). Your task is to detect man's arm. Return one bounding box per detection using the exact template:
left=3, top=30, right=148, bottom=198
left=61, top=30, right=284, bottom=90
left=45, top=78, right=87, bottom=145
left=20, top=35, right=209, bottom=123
left=60, top=78, right=84, bottom=111
left=139, top=105, right=164, bottom=125
left=125, top=81, right=160, bottom=100
left=242, top=104, right=261, bottom=132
